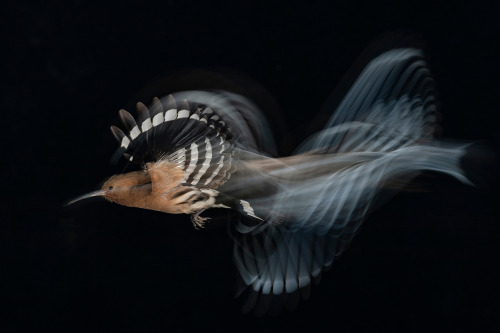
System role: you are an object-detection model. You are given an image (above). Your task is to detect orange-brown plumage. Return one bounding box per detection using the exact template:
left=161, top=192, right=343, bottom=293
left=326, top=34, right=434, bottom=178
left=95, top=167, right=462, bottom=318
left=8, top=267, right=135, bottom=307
left=100, top=161, right=214, bottom=216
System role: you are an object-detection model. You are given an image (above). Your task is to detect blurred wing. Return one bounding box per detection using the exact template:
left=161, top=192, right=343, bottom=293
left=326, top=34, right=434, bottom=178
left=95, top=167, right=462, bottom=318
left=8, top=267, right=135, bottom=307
left=297, top=48, right=439, bottom=154
left=234, top=47, right=447, bottom=232
left=168, top=90, right=277, bottom=155
left=230, top=48, right=470, bottom=314
left=232, top=220, right=362, bottom=315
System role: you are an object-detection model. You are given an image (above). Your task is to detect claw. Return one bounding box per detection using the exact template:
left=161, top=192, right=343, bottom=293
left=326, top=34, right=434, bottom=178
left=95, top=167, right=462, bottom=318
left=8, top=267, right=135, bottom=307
left=191, top=209, right=210, bottom=229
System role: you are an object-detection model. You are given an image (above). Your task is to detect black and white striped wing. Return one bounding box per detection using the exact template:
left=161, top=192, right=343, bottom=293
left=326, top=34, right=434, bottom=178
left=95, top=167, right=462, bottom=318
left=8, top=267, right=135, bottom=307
left=110, top=94, right=236, bottom=189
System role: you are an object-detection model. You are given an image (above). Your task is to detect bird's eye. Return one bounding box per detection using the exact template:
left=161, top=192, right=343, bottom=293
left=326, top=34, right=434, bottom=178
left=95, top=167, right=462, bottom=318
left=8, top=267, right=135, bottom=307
left=108, top=186, right=114, bottom=190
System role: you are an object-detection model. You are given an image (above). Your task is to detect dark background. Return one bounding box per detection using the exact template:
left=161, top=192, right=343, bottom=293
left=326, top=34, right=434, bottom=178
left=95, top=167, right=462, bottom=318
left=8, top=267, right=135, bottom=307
left=4, top=0, right=500, bottom=331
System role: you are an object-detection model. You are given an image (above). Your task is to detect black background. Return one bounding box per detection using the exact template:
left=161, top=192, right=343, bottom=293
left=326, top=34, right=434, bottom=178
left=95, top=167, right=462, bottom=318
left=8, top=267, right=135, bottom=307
left=4, top=0, right=500, bottom=331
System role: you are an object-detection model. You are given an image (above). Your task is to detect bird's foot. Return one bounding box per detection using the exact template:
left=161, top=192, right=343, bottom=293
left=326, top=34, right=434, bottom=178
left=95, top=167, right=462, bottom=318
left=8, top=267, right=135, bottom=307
left=191, top=210, right=210, bottom=229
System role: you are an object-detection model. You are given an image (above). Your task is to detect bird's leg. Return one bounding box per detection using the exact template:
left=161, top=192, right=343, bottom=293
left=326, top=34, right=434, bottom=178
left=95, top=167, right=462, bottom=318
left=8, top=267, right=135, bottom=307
left=191, top=209, right=210, bottom=229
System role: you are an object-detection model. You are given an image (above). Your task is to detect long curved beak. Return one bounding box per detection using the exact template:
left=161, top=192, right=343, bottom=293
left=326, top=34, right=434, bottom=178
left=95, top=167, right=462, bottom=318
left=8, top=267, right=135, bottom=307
left=65, top=190, right=106, bottom=206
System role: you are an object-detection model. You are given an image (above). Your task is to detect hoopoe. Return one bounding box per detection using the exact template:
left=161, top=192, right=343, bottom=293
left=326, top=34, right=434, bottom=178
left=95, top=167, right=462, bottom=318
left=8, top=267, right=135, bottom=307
left=68, top=47, right=480, bottom=315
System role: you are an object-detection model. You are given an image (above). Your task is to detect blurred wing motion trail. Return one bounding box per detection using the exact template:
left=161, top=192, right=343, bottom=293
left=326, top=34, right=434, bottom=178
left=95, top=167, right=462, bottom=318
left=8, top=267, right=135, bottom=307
left=109, top=48, right=475, bottom=315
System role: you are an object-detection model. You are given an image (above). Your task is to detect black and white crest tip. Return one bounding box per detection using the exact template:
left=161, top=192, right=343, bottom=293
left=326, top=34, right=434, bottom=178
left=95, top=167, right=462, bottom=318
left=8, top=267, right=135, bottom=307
left=111, top=94, right=237, bottom=189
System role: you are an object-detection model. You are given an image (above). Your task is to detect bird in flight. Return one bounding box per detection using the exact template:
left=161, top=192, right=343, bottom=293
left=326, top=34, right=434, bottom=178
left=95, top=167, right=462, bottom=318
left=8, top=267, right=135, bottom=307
left=68, top=46, right=480, bottom=315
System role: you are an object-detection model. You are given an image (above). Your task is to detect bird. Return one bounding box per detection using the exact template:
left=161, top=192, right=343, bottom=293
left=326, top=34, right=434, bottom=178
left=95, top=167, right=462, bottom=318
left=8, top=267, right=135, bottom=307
left=68, top=46, right=481, bottom=315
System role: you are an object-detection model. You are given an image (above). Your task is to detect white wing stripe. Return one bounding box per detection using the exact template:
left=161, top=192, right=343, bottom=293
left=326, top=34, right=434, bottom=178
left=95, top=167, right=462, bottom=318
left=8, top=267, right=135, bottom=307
left=190, top=138, right=212, bottom=185
left=120, top=136, right=130, bottom=148
left=152, top=113, right=164, bottom=126
left=240, top=200, right=263, bottom=220
left=164, top=109, right=177, bottom=121
left=178, top=110, right=190, bottom=119
left=203, top=156, right=225, bottom=185
left=141, top=118, right=152, bottom=132
left=129, top=125, right=141, bottom=140
left=184, top=143, right=199, bottom=178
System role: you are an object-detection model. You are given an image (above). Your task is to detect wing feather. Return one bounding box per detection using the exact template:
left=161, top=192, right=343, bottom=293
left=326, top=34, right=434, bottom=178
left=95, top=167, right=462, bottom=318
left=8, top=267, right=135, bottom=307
left=231, top=47, right=471, bottom=314
left=110, top=94, right=237, bottom=190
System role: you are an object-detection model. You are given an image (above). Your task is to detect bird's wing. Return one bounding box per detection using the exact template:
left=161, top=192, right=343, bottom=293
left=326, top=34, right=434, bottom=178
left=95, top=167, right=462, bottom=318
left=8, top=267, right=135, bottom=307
left=229, top=47, right=470, bottom=314
left=110, top=94, right=237, bottom=189
left=233, top=48, right=443, bottom=231
left=297, top=48, right=439, bottom=155
left=232, top=221, right=361, bottom=315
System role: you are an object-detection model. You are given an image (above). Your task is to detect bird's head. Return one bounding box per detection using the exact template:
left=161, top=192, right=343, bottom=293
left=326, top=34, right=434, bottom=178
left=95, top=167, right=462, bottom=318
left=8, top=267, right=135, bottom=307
left=66, top=171, right=151, bottom=207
